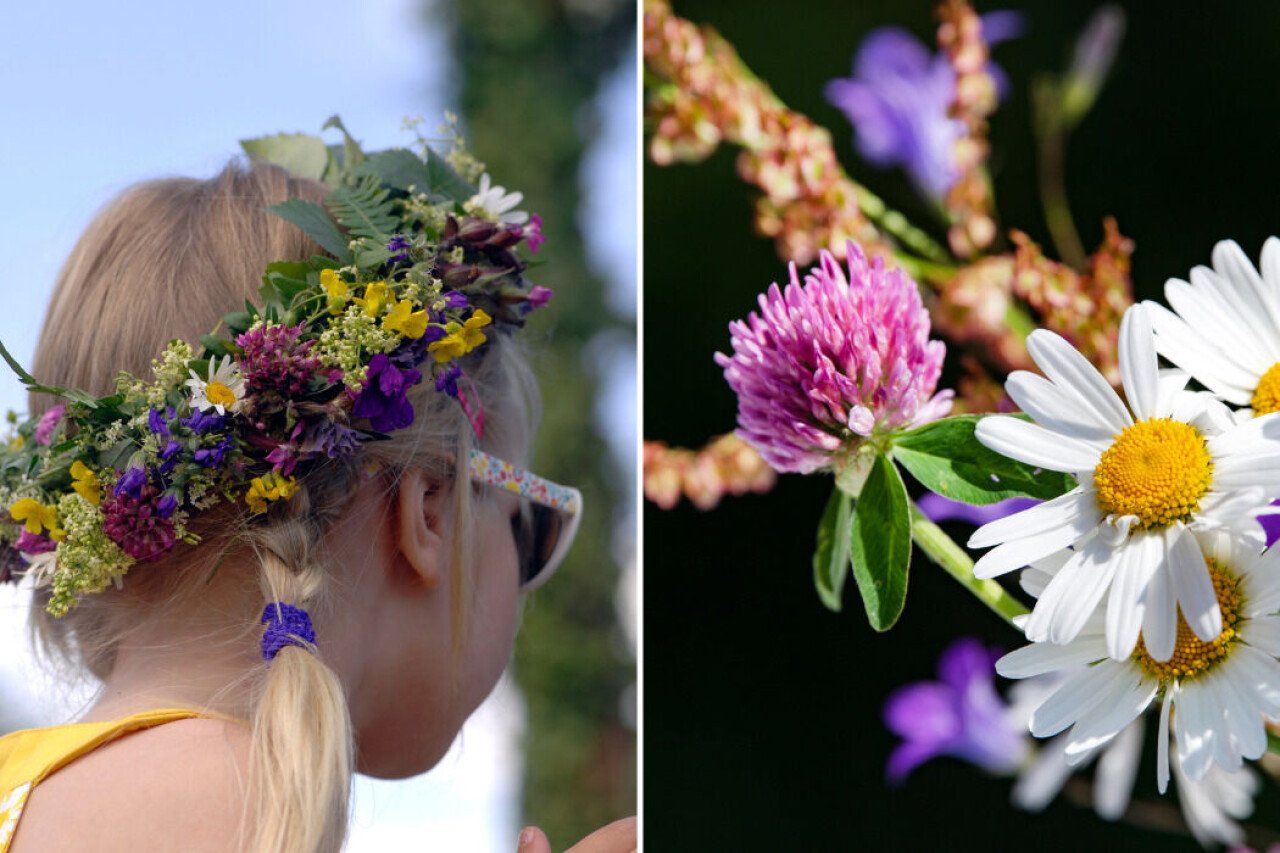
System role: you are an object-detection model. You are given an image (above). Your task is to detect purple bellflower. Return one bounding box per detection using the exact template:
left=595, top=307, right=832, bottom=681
left=884, top=636, right=1027, bottom=784
left=825, top=12, right=1023, bottom=201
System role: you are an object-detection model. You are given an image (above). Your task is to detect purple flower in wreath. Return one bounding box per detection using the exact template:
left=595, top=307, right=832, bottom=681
left=181, top=409, right=226, bottom=434
left=386, top=234, right=413, bottom=264
left=114, top=466, right=148, bottom=499
left=299, top=420, right=364, bottom=460
left=146, top=407, right=175, bottom=439
left=14, top=530, right=56, bottom=555
left=352, top=354, right=422, bottom=433
left=435, top=363, right=463, bottom=397
left=264, top=422, right=305, bottom=477
left=194, top=435, right=236, bottom=469
left=524, top=213, right=545, bottom=253
left=236, top=322, right=320, bottom=396
left=35, top=404, right=66, bottom=446
left=158, top=440, right=183, bottom=475
left=101, top=482, right=177, bottom=562
left=825, top=12, right=1022, bottom=201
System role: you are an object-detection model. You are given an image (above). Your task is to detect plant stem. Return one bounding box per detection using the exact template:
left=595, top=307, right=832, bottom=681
left=908, top=503, right=1028, bottom=627
left=1032, top=79, right=1088, bottom=270
left=854, top=186, right=952, bottom=264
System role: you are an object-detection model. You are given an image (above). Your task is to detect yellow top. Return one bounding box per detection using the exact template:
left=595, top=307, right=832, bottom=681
left=0, top=708, right=211, bottom=851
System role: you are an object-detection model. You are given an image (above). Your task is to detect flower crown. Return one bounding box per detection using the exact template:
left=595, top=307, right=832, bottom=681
left=0, top=115, right=551, bottom=616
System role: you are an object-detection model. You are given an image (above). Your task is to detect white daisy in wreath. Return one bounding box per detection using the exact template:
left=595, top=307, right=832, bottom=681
left=465, top=173, right=528, bottom=225
left=968, top=303, right=1280, bottom=660
left=996, top=530, right=1280, bottom=792
left=1144, top=238, right=1280, bottom=416
left=185, top=355, right=246, bottom=416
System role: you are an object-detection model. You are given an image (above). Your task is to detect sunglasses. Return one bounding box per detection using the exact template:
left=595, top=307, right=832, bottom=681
left=468, top=449, right=583, bottom=591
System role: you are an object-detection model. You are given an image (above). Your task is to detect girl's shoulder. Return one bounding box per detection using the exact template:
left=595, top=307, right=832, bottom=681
left=6, top=713, right=250, bottom=852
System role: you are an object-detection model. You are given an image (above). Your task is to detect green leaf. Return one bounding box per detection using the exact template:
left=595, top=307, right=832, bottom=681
left=424, top=147, right=475, bottom=201
left=240, top=133, right=329, bottom=181
left=322, top=114, right=366, bottom=173
left=199, top=335, right=235, bottom=359
left=891, top=415, right=1076, bottom=505
left=1269, top=730, right=1280, bottom=756
left=354, top=149, right=433, bottom=193
left=326, top=177, right=398, bottom=242
left=849, top=453, right=912, bottom=631
left=264, top=199, right=353, bottom=263
left=812, top=487, right=853, bottom=612
left=0, top=337, right=38, bottom=387
left=355, top=245, right=393, bottom=269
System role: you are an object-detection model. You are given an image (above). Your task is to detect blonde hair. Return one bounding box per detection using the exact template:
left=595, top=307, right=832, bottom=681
left=27, top=161, right=538, bottom=852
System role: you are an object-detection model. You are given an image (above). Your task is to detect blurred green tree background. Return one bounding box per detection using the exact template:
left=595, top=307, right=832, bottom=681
left=439, top=0, right=636, bottom=846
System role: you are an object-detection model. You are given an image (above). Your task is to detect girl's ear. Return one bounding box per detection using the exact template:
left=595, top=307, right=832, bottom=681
left=395, top=467, right=451, bottom=590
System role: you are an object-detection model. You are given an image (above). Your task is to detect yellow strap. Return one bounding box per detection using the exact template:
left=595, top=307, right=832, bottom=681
left=0, top=708, right=225, bottom=793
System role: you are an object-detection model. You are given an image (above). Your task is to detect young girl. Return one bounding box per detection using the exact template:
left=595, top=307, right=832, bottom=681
left=0, top=129, right=635, bottom=852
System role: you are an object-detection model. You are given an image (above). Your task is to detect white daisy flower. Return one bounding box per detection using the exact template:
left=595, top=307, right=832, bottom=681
left=464, top=173, right=528, bottom=225
left=997, top=531, right=1280, bottom=792
left=1144, top=238, right=1280, bottom=417
left=969, top=303, right=1280, bottom=660
left=1013, top=711, right=1258, bottom=849
left=185, top=355, right=246, bottom=416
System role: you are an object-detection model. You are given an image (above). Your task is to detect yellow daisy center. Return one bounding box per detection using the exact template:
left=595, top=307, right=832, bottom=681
left=1092, top=418, right=1212, bottom=528
left=1251, top=362, right=1280, bottom=415
left=1133, top=559, right=1242, bottom=681
left=206, top=381, right=236, bottom=409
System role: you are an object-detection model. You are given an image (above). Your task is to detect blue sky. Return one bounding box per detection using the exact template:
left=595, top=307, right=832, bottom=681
left=0, top=0, right=636, bottom=848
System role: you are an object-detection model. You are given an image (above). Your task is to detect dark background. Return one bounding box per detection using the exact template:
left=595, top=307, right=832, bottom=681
left=644, top=1, right=1280, bottom=849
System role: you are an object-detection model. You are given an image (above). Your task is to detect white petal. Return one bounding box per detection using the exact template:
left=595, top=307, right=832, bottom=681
left=1118, top=305, right=1160, bottom=420
left=1106, top=531, right=1162, bottom=660
left=1168, top=527, right=1222, bottom=642
left=1208, top=411, right=1280, bottom=460
left=995, top=637, right=1108, bottom=679
left=1211, top=240, right=1280, bottom=360
left=1215, top=666, right=1266, bottom=761
left=1025, top=535, right=1119, bottom=645
left=1262, top=237, right=1280, bottom=297
left=1093, top=718, right=1143, bottom=820
left=1030, top=662, right=1128, bottom=738
left=1063, top=673, right=1156, bottom=759
left=1242, top=616, right=1280, bottom=655
left=975, top=416, right=1101, bottom=473
left=1157, top=688, right=1173, bottom=794
left=1175, top=684, right=1217, bottom=781
left=968, top=487, right=1095, bottom=549
left=1139, top=530, right=1179, bottom=661
left=1232, top=645, right=1280, bottom=717
left=972, top=520, right=1097, bottom=580
left=1011, top=734, right=1073, bottom=813
left=1026, top=329, right=1133, bottom=434
left=1168, top=275, right=1273, bottom=374
left=1146, top=300, right=1257, bottom=404
left=1154, top=369, right=1191, bottom=419
left=1005, top=371, right=1117, bottom=446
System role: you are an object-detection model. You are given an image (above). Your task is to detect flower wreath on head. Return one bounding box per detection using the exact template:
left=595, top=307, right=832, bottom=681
left=0, top=115, right=552, bottom=617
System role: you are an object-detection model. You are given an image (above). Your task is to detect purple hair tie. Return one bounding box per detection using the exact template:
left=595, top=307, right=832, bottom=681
left=260, top=602, right=316, bottom=661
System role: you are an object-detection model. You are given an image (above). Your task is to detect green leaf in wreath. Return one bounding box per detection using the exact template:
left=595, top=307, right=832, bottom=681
left=891, top=415, right=1076, bottom=505
left=849, top=453, right=912, bottom=631
left=812, top=487, right=853, bottom=612
left=354, top=149, right=434, bottom=194
left=240, top=132, right=329, bottom=182
left=264, top=199, right=353, bottom=264
left=424, top=147, right=476, bottom=201
left=327, top=177, right=398, bottom=242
